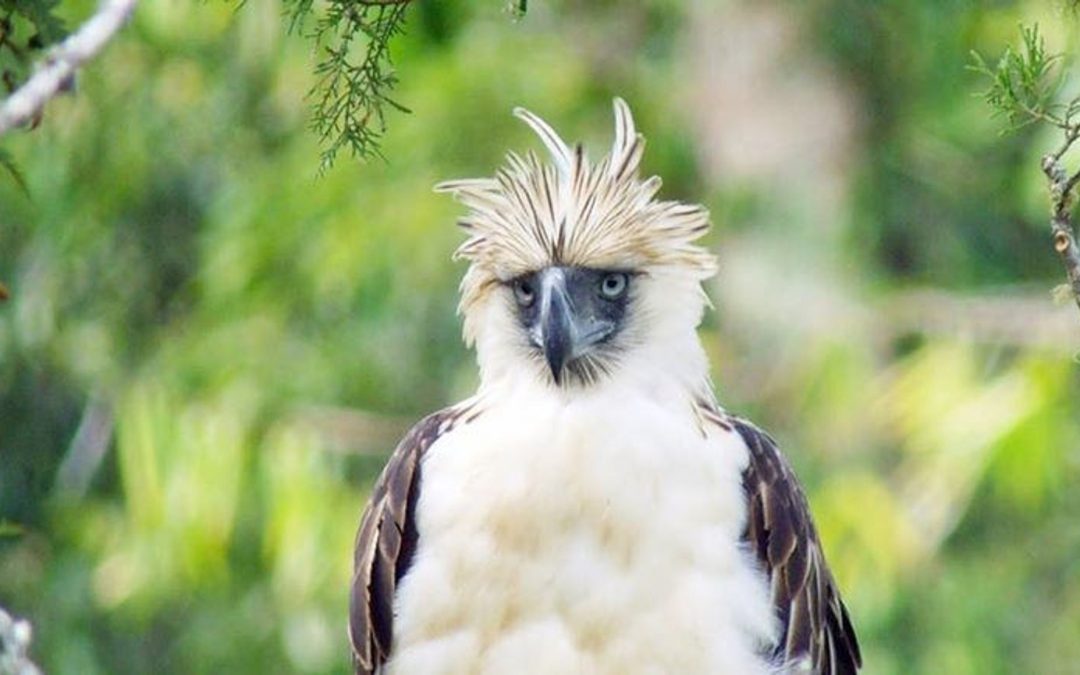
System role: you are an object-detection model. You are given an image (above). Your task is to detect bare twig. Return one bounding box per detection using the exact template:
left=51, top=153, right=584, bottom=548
left=0, top=606, right=41, bottom=675
left=55, top=396, right=114, bottom=499
left=1041, top=129, right=1080, bottom=315
left=0, top=0, right=137, bottom=135
left=1048, top=124, right=1080, bottom=163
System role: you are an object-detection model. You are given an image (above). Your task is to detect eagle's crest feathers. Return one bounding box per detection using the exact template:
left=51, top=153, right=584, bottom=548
left=436, top=99, right=717, bottom=344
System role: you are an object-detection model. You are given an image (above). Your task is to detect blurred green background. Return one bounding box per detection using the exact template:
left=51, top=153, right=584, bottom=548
left=2, top=0, right=1080, bottom=673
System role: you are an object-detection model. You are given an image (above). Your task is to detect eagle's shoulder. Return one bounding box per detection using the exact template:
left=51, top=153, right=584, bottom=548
left=348, top=401, right=481, bottom=675
left=730, top=416, right=862, bottom=675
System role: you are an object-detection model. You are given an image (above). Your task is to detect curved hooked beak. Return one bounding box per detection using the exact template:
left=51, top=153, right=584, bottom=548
left=530, top=268, right=615, bottom=384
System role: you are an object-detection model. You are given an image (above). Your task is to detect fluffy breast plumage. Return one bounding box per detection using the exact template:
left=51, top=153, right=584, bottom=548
left=384, top=392, right=778, bottom=675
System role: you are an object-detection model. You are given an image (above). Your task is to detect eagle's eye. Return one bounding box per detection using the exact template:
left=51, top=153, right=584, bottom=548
left=599, top=272, right=628, bottom=300
left=513, top=277, right=536, bottom=307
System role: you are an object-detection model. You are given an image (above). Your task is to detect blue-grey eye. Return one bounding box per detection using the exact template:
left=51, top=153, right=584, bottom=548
left=599, top=272, right=628, bottom=299
left=513, top=278, right=535, bottom=307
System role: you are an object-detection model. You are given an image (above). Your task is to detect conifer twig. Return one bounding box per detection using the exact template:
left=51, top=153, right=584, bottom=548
left=972, top=24, right=1080, bottom=317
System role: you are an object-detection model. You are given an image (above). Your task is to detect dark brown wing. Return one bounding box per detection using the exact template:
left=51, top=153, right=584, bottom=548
left=348, top=404, right=479, bottom=675
left=734, top=418, right=862, bottom=675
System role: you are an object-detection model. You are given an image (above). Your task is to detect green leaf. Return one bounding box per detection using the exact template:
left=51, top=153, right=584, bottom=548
left=0, top=147, right=29, bottom=196
left=0, top=520, right=24, bottom=538
left=8, top=0, right=68, bottom=44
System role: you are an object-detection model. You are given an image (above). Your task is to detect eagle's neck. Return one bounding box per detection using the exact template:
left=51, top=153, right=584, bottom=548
left=477, top=327, right=714, bottom=417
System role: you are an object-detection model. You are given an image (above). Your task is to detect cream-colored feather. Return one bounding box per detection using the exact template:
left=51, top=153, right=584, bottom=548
left=436, top=99, right=717, bottom=346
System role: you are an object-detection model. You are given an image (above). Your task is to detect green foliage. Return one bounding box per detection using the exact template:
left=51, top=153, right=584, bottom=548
left=0, top=0, right=67, bottom=193
left=0, top=521, right=22, bottom=538
left=0, top=0, right=67, bottom=92
left=506, top=0, right=527, bottom=20
left=0, top=147, right=25, bottom=195
left=970, top=24, right=1078, bottom=131
left=282, top=0, right=411, bottom=171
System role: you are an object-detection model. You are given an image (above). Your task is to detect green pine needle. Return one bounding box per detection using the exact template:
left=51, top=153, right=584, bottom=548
left=970, top=24, right=1074, bottom=132
left=283, top=0, right=412, bottom=172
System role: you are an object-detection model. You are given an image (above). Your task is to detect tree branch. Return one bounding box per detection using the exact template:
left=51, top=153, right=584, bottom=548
left=1050, top=216, right=1080, bottom=313
left=0, top=606, right=41, bottom=675
left=1041, top=137, right=1080, bottom=315
left=0, top=0, right=137, bottom=136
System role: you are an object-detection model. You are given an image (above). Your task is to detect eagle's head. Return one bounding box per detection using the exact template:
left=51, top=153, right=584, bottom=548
left=437, top=99, right=717, bottom=391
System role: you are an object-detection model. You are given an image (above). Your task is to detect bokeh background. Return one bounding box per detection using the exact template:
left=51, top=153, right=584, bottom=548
left=2, top=0, right=1080, bottom=673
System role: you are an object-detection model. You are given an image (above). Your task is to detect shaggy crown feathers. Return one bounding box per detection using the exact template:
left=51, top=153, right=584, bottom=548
left=435, top=98, right=717, bottom=343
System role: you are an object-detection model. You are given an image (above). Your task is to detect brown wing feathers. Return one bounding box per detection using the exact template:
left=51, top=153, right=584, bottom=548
left=735, top=417, right=862, bottom=674
left=349, top=407, right=474, bottom=675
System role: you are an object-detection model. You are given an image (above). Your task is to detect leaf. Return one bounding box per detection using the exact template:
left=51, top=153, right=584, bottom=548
left=10, top=0, right=68, bottom=45
left=0, top=147, right=29, bottom=196
left=0, top=520, right=24, bottom=538
left=507, top=0, right=527, bottom=19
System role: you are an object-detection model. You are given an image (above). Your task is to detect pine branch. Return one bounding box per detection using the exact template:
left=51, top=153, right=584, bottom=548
left=284, top=0, right=412, bottom=171
left=279, top=0, right=530, bottom=170
left=0, top=0, right=137, bottom=135
left=969, top=25, right=1068, bottom=131
left=973, top=24, right=1080, bottom=318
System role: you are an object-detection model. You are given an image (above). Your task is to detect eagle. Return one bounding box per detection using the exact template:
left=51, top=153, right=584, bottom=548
left=349, top=99, right=861, bottom=674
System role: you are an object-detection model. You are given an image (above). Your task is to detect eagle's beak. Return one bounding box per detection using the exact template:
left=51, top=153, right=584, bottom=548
left=533, top=267, right=614, bottom=384
left=538, top=270, right=573, bottom=383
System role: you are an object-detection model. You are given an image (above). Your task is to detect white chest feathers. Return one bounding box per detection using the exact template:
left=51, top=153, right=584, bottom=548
left=387, top=390, right=779, bottom=674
